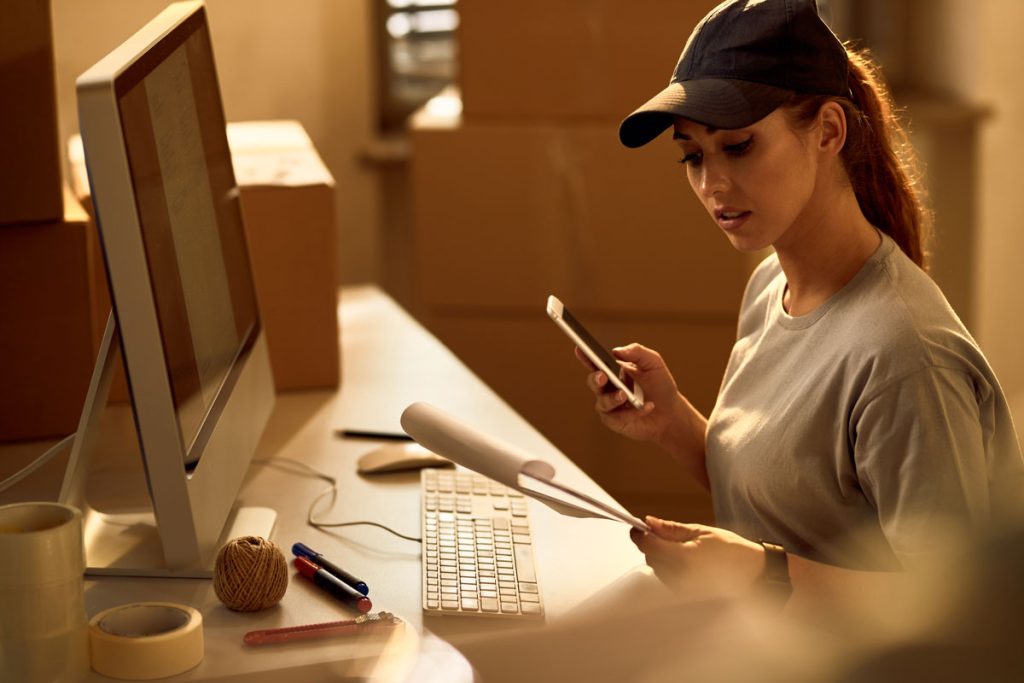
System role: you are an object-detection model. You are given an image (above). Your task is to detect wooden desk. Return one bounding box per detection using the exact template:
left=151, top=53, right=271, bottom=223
left=4, top=286, right=646, bottom=680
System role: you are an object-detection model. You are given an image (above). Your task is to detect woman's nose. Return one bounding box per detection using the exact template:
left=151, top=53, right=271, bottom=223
left=697, top=158, right=730, bottom=198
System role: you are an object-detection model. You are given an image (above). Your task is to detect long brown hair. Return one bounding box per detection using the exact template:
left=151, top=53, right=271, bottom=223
left=785, top=46, right=931, bottom=270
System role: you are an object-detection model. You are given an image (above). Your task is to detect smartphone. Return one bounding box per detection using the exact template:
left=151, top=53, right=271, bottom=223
left=546, top=295, right=645, bottom=409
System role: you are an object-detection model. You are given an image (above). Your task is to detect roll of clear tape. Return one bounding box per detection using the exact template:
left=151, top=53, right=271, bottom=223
left=0, top=502, right=89, bottom=682
left=88, top=602, right=204, bottom=680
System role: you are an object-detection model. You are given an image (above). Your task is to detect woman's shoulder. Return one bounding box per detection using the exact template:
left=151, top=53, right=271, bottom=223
left=840, top=235, right=985, bottom=381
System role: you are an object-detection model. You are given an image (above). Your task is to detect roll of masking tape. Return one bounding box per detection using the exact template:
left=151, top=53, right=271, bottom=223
left=88, top=602, right=204, bottom=680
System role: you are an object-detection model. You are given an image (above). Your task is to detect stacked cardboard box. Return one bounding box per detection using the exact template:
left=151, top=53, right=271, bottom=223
left=0, top=1, right=87, bottom=442
left=67, top=120, right=340, bottom=397
left=409, top=1, right=752, bottom=522
left=0, top=189, right=101, bottom=441
left=0, top=0, right=63, bottom=226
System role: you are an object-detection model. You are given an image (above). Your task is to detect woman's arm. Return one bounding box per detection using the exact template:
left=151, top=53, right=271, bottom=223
left=631, top=517, right=906, bottom=612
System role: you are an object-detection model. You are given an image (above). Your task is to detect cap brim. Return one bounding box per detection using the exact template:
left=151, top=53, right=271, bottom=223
left=618, top=79, right=793, bottom=148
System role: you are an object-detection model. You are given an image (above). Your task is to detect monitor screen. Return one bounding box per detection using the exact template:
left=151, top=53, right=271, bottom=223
left=115, top=15, right=258, bottom=466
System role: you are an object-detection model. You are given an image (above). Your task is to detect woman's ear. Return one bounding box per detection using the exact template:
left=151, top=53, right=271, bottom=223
left=817, top=101, right=847, bottom=156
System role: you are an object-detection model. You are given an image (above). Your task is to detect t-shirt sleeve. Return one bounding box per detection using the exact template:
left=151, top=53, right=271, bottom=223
left=852, top=365, right=991, bottom=568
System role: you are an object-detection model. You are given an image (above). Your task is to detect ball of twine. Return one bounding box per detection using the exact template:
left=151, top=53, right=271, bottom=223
left=213, top=536, right=288, bottom=612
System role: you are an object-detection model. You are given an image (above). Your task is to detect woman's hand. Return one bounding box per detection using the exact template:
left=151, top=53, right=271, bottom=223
left=576, top=343, right=683, bottom=446
left=630, top=516, right=764, bottom=599
left=576, top=343, right=711, bottom=488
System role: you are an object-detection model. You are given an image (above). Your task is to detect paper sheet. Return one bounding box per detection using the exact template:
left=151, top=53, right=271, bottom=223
left=400, top=402, right=650, bottom=531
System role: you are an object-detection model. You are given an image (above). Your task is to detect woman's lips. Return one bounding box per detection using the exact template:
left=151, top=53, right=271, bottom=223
left=715, top=210, right=751, bottom=231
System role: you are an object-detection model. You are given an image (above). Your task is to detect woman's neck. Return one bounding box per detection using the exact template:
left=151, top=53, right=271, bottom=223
left=774, top=180, right=881, bottom=317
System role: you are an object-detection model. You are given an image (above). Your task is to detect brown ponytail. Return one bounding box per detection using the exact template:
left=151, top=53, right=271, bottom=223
left=785, top=46, right=931, bottom=270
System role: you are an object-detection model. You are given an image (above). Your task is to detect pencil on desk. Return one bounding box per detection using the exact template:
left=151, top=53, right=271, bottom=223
left=243, top=612, right=401, bottom=646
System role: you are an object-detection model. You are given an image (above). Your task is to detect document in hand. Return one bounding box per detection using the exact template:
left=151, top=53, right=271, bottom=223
left=400, top=402, right=650, bottom=532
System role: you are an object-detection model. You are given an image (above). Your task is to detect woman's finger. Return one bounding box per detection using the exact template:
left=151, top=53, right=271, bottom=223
left=596, top=388, right=628, bottom=413
left=587, top=370, right=608, bottom=394
left=646, top=516, right=702, bottom=542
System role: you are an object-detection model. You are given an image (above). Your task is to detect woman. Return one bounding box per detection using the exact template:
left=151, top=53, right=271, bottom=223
left=583, top=0, right=1024, bottom=607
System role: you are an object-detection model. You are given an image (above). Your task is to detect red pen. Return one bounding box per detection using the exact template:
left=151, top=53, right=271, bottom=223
left=294, top=557, right=372, bottom=613
left=243, top=611, right=401, bottom=646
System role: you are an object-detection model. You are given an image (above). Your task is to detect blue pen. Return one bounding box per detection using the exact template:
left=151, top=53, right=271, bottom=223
left=292, top=543, right=370, bottom=595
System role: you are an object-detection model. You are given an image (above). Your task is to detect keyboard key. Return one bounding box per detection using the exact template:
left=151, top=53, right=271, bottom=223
left=522, top=603, right=542, bottom=616
left=514, top=545, right=537, bottom=583
left=461, top=598, right=479, bottom=611
left=500, top=602, right=519, bottom=614
left=481, top=598, right=499, bottom=612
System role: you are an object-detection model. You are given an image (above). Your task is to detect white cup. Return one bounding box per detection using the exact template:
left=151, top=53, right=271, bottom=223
left=0, top=502, right=88, bottom=682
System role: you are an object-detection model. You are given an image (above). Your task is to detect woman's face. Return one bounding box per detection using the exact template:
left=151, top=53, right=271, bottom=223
left=673, top=108, right=821, bottom=253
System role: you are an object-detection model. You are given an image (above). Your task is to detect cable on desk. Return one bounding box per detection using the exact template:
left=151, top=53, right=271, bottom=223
left=0, top=433, right=76, bottom=493
left=252, top=458, right=422, bottom=543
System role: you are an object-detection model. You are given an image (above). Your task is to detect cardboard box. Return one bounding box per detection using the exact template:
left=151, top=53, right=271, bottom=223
left=68, top=120, right=340, bottom=392
left=410, top=111, right=757, bottom=316
left=423, top=311, right=734, bottom=523
left=0, top=189, right=99, bottom=441
left=458, top=0, right=717, bottom=120
left=229, top=121, right=339, bottom=391
left=0, top=0, right=63, bottom=224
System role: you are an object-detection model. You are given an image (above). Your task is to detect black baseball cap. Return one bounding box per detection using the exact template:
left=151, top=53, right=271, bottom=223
left=619, top=0, right=849, bottom=148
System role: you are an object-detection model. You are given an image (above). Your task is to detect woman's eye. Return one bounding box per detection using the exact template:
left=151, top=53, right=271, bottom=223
left=724, top=137, right=753, bottom=155
left=678, top=151, right=702, bottom=166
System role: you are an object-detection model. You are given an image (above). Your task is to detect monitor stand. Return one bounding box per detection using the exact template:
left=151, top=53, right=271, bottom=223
left=59, top=314, right=276, bottom=579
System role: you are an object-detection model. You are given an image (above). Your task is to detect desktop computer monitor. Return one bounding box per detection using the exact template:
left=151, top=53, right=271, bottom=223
left=60, top=0, right=276, bottom=577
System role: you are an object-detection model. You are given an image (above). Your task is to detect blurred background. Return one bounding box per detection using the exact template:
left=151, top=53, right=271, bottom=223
left=4, top=0, right=1022, bottom=523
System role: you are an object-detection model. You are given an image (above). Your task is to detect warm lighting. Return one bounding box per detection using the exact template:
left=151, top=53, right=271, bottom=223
left=387, top=0, right=457, bottom=9
left=386, top=9, right=459, bottom=39
left=424, top=90, right=462, bottom=118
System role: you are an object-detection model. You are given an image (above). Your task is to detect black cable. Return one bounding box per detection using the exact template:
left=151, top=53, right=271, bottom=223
left=253, top=457, right=422, bottom=544
left=310, top=520, right=422, bottom=543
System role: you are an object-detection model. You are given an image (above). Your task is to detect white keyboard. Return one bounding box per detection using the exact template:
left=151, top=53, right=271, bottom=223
left=421, top=469, right=544, bottom=619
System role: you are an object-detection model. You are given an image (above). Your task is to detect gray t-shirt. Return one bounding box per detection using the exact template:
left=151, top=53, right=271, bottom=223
left=706, top=232, right=1024, bottom=570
